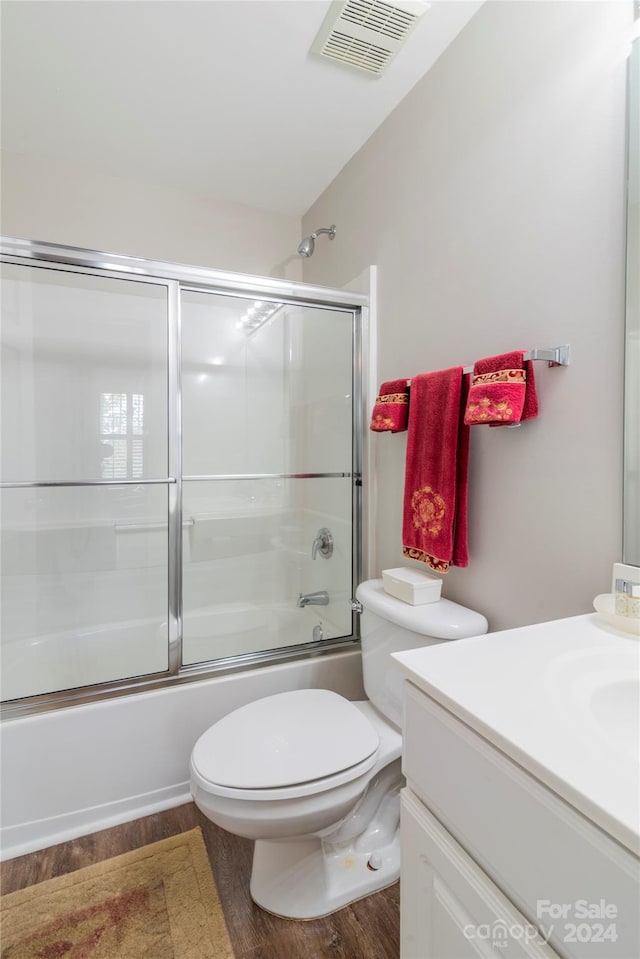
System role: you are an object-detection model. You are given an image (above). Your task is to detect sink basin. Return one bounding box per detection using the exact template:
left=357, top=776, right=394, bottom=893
left=590, top=677, right=640, bottom=761
left=545, top=644, right=640, bottom=764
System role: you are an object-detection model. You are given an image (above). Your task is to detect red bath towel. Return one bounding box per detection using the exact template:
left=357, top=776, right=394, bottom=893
left=402, top=368, right=470, bottom=573
left=370, top=378, right=410, bottom=433
left=463, top=350, right=539, bottom=426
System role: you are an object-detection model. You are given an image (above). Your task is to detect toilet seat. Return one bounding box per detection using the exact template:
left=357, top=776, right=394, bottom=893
left=191, top=750, right=380, bottom=801
left=191, top=689, right=380, bottom=801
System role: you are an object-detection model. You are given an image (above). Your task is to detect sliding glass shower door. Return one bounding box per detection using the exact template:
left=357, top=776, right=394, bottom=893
left=180, top=290, right=354, bottom=664
left=0, top=264, right=171, bottom=700
left=0, top=242, right=363, bottom=712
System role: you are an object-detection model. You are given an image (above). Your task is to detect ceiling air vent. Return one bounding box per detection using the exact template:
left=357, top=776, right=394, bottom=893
left=311, top=0, right=430, bottom=77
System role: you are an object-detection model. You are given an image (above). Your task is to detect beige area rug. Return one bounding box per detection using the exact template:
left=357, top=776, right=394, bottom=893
left=0, top=828, right=235, bottom=958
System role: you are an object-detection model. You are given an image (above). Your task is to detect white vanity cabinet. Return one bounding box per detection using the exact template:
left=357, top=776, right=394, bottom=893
left=396, top=658, right=640, bottom=959
left=401, top=787, right=558, bottom=959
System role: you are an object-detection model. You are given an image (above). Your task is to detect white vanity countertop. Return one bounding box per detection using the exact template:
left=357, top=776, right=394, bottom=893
left=392, top=613, right=640, bottom=855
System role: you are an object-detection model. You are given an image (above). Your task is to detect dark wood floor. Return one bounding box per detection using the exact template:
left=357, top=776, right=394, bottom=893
left=0, top=802, right=400, bottom=959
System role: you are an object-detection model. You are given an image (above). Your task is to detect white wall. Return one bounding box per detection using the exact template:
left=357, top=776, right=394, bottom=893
left=302, top=1, right=631, bottom=630
left=0, top=150, right=303, bottom=280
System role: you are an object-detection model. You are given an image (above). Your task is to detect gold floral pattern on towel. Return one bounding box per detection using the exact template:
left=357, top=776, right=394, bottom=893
left=411, top=485, right=446, bottom=537
left=370, top=414, right=398, bottom=430
left=465, top=397, right=514, bottom=422
left=403, top=546, right=450, bottom=573
left=471, top=369, right=526, bottom=386
left=375, top=393, right=409, bottom=404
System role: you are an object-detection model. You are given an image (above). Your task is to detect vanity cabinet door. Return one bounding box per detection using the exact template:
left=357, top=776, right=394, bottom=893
left=401, top=789, right=559, bottom=959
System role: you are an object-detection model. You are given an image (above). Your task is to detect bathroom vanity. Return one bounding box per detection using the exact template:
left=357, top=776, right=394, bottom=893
left=393, top=614, right=640, bottom=959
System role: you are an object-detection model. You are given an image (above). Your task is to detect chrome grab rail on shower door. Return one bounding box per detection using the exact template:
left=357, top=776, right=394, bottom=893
left=0, top=478, right=177, bottom=488
left=114, top=519, right=194, bottom=533
left=182, top=472, right=352, bottom=482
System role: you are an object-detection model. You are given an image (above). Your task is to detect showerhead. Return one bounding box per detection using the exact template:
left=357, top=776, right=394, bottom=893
left=297, top=225, right=336, bottom=257
left=297, top=235, right=315, bottom=258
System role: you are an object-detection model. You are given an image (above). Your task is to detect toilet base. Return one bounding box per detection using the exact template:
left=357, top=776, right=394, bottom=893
left=249, top=830, right=400, bottom=920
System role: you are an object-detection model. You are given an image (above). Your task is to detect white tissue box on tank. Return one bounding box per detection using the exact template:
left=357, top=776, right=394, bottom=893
left=382, top=567, right=442, bottom=605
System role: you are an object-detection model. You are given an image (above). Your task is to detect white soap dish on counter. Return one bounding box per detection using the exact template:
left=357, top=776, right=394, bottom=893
left=593, top=593, right=640, bottom=636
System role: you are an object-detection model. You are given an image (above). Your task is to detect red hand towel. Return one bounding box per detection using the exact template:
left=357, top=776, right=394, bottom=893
left=402, top=369, right=470, bottom=573
left=370, top=378, right=409, bottom=433
left=463, top=350, right=538, bottom=426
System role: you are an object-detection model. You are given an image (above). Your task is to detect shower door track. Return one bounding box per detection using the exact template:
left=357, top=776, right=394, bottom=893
left=0, top=237, right=369, bottom=718
left=0, top=237, right=368, bottom=309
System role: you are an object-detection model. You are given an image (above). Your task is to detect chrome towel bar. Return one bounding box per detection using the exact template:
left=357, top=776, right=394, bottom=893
left=406, top=345, right=570, bottom=384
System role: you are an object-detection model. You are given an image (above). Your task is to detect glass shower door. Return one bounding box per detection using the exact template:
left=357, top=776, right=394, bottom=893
left=0, top=264, right=171, bottom=701
left=180, top=290, right=355, bottom=665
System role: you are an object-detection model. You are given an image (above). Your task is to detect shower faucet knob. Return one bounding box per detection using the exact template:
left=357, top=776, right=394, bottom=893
left=311, top=528, right=333, bottom=560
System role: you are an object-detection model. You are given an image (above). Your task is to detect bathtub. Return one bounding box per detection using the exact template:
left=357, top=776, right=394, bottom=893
left=1, top=617, right=166, bottom=702
left=0, top=575, right=356, bottom=861
left=181, top=602, right=342, bottom=663
left=0, top=647, right=365, bottom=860
left=1, top=602, right=344, bottom=702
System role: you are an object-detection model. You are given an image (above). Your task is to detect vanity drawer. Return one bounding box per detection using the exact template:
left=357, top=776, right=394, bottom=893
left=401, top=788, right=559, bottom=959
left=403, top=681, right=640, bottom=959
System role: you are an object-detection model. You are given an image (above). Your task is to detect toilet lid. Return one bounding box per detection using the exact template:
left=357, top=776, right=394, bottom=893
left=191, top=689, right=379, bottom=790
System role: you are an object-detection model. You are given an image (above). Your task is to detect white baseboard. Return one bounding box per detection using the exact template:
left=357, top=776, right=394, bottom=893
left=0, top=782, right=192, bottom=862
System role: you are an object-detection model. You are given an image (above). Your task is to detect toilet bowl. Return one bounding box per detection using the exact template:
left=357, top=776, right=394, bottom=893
left=190, top=578, right=487, bottom=919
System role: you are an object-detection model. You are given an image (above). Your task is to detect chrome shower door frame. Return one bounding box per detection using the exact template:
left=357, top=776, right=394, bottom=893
left=0, top=237, right=368, bottom=717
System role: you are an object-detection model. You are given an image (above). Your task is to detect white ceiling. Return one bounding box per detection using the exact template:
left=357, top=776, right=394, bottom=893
left=1, top=0, right=482, bottom=216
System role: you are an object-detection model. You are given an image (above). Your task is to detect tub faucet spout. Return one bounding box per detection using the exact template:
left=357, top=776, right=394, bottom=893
left=297, top=590, right=330, bottom=608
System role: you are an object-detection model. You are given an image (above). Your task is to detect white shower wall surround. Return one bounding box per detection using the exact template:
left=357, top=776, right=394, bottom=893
left=0, top=240, right=367, bottom=712
left=1, top=497, right=351, bottom=699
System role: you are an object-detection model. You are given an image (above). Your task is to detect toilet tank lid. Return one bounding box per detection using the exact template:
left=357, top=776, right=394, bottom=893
left=356, top=579, right=488, bottom=639
left=191, top=689, right=379, bottom=790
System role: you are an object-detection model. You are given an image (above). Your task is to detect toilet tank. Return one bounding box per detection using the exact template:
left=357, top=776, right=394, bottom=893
left=355, top=579, right=488, bottom=728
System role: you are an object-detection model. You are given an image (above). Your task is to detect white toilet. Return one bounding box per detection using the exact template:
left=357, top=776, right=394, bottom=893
left=190, top=578, right=488, bottom=919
